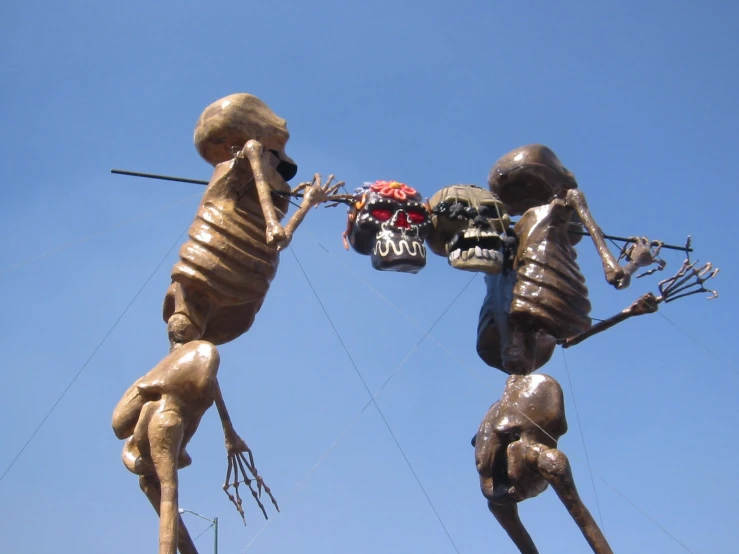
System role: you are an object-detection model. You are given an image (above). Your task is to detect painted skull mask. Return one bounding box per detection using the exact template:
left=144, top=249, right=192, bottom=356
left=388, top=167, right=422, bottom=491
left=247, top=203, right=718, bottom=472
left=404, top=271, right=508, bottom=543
left=426, top=184, right=513, bottom=274
left=345, top=180, right=431, bottom=273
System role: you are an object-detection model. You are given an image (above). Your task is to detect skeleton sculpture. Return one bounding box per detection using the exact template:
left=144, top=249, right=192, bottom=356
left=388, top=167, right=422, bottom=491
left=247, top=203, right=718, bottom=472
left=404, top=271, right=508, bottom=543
left=425, top=183, right=561, bottom=371
left=342, top=180, right=432, bottom=273
left=424, top=183, right=618, bottom=552
left=474, top=144, right=670, bottom=374
left=473, top=144, right=718, bottom=373
left=473, top=374, right=613, bottom=554
left=113, top=93, right=343, bottom=554
left=427, top=173, right=717, bottom=553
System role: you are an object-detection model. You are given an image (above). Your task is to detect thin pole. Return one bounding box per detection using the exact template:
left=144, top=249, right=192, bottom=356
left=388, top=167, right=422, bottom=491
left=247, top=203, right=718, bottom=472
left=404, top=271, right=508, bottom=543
left=111, top=169, right=209, bottom=186
left=567, top=228, right=692, bottom=253
left=214, top=517, right=218, bottom=554
left=109, top=168, right=694, bottom=252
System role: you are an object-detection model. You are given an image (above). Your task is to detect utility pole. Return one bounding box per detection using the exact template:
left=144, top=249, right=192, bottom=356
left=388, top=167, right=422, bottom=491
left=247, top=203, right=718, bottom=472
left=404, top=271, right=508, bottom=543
left=179, top=508, right=218, bottom=554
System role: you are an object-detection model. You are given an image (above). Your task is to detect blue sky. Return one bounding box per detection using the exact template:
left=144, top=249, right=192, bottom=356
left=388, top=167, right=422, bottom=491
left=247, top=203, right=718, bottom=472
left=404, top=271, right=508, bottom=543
left=1, top=1, right=737, bottom=553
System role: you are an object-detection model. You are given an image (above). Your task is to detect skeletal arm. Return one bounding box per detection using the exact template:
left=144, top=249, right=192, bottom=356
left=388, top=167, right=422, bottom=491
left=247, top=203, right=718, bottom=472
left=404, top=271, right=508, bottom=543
left=212, top=379, right=279, bottom=522
left=241, top=139, right=287, bottom=246
left=267, top=174, right=346, bottom=250
left=282, top=174, right=330, bottom=244
left=565, top=189, right=625, bottom=288
left=561, top=293, right=659, bottom=348
left=212, top=378, right=239, bottom=446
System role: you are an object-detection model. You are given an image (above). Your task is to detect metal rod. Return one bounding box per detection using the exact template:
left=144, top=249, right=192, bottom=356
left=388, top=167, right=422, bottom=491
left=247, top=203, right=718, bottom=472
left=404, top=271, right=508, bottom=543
left=110, top=168, right=694, bottom=253
left=110, top=167, right=297, bottom=201
left=214, top=517, right=218, bottom=554
left=111, top=169, right=209, bottom=186
left=567, top=228, right=692, bottom=252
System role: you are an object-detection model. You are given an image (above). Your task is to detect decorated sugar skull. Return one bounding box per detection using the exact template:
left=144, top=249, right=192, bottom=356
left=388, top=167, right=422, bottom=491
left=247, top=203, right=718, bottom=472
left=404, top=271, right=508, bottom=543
left=426, top=184, right=514, bottom=274
left=344, top=180, right=431, bottom=273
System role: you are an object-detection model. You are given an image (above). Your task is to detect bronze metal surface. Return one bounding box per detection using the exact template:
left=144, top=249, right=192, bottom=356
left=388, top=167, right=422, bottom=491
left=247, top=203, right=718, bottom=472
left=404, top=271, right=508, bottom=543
left=473, top=374, right=613, bottom=554
left=477, top=144, right=672, bottom=374
left=113, top=93, right=344, bottom=554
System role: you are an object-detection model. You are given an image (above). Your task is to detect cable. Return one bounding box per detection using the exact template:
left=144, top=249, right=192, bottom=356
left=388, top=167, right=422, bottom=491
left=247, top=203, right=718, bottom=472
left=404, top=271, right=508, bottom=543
left=288, top=246, right=462, bottom=554
left=192, top=523, right=215, bottom=542
left=561, top=349, right=606, bottom=534
left=593, top=475, right=694, bottom=553
left=306, top=229, right=698, bottom=553
left=657, top=311, right=738, bottom=376
left=0, top=225, right=189, bottom=482
left=304, top=231, right=492, bottom=386
left=242, top=273, right=477, bottom=552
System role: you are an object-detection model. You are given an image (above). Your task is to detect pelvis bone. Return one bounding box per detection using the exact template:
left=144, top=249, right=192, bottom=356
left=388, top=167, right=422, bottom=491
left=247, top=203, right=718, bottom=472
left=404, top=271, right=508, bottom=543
left=473, top=374, right=613, bottom=554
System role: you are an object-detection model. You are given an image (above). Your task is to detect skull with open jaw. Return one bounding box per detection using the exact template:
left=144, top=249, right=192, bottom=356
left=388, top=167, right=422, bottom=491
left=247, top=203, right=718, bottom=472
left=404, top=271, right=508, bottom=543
left=426, top=184, right=512, bottom=273
left=344, top=180, right=431, bottom=273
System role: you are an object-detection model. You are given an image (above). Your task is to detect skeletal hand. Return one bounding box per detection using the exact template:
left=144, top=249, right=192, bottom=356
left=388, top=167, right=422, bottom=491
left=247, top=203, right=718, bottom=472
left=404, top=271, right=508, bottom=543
left=658, top=258, right=719, bottom=303
left=293, top=174, right=346, bottom=208
left=624, top=292, right=660, bottom=316
left=621, top=237, right=666, bottom=282
left=222, top=430, right=279, bottom=524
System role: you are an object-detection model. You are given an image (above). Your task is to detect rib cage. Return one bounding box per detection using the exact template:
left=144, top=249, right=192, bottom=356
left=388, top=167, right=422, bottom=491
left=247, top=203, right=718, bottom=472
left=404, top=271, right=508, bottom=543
left=165, top=182, right=290, bottom=345
left=174, top=198, right=278, bottom=304
left=510, top=202, right=591, bottom=339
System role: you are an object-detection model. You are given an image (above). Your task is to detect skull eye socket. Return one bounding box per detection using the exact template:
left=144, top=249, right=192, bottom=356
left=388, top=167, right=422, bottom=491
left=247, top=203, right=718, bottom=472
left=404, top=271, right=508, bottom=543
left=407, top=211, right=427, bottom=224
left=370, top=209, right=392, bottom=221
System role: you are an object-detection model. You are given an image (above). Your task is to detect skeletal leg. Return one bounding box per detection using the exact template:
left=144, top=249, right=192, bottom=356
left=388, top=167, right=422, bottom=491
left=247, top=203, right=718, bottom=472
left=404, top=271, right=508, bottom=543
left=242, top=140, right=287, bottom=246
left=537, top=448, right=613, bottom=554
left=488, top=502, right=539, bottom=554
left=139, top=475, right=200, bottom=554
left=148, top=406, right=185, bottom=554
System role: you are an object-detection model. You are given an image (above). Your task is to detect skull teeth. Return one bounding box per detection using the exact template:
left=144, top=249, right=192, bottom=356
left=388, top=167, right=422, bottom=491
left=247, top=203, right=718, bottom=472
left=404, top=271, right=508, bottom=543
left=462, top=229, right=499, bottom=240
left=449, top=247, right=502, bottom=263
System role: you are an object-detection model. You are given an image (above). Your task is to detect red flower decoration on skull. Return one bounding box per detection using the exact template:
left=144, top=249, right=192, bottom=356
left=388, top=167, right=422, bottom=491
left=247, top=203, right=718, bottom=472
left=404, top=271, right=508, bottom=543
left=370, top=180, right=417, bottom=201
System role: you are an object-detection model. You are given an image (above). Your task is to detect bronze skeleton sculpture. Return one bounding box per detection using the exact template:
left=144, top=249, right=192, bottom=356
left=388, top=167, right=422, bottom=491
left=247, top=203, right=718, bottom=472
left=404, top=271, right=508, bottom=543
left=474, top=144, right=717, bottom=375
left=424, top=146, right=718, bottom=554
left=472, top=374, right=613, bottom=554
left=112, top=93, right=345, bottom=554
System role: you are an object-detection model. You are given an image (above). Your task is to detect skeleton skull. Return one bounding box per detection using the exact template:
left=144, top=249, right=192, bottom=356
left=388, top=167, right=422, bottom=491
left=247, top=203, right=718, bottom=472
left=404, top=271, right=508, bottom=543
left=426, top=184, right=513, bottom=274
left=488, top=144, right=577, bottom=217
left=345, top=181, right=431, bottom=273
left=474, top=374, right=567, bottom=505
left=193, top=93, right=298, bottom=186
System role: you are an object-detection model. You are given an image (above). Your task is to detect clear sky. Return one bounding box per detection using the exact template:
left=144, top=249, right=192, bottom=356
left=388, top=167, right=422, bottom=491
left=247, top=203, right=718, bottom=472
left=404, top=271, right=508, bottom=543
left=1, top=1, right=737, bottom=553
